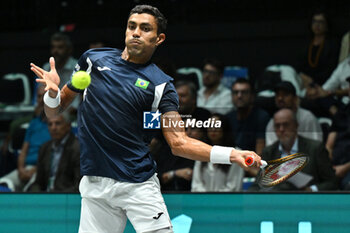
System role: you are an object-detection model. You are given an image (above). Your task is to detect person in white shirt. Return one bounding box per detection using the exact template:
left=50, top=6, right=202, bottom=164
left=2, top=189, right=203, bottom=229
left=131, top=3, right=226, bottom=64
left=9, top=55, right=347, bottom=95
left=191, top=114, right=244, bottom=192
left=197, top=59, right=233, bottom=115
left=266, top=81, right=323, bottom=146
left=42, top=32, right=80, bottom=110
left=314, top=56, right=350, bottom=105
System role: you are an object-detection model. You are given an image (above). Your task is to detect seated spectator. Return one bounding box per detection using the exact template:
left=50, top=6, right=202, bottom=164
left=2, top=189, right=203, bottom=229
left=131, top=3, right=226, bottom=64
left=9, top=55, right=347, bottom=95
left=151, top=81, right=211, bottom=191
left=296, top=9, right=340, bottom=117
left=43, top=32, right=77, bottom=89
left=325, top=80, right=350, bottom=190
left=40, top=32, right=80, bottom=113
left=197, top=58, right=233, bottom=115
left=29, top=112, right=80, bottom=192
left=266, top=81, right=323, bottom=146
left=0, top=85, right=46, bottom=176
left=0, top=98, right=51, bottom=191
left=250, top=108, right=337, bottom=191
left=226, top=78, right=270, bottom=155
left=191, top=114, right=244, bottom=192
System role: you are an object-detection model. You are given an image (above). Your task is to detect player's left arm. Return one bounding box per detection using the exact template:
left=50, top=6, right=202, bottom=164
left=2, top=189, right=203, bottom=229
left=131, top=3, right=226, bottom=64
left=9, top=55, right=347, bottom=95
left=161, top=111, right=262, bottom=168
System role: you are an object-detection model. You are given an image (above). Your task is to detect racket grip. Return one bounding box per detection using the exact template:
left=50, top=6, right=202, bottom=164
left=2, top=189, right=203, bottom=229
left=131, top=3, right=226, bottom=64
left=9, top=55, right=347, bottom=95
left=245, top=157, right=255, bottom=166
left=245, top=157, right=267, bottom=168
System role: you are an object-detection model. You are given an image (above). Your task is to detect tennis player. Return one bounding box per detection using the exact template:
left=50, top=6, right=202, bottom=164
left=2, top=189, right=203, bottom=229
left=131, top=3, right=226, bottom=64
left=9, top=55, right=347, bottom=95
left=31, top=5, right=262, bottom=233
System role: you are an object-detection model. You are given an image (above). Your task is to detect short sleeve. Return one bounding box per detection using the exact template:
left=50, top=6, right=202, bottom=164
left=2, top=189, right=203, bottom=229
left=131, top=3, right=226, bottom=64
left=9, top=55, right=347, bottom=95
left=158, top=82, right=179, bottom=114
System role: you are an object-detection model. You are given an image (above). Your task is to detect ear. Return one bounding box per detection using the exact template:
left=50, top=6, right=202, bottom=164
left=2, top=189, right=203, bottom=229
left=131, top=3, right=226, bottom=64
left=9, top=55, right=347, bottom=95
left=156, top=33, right=166, bottom=46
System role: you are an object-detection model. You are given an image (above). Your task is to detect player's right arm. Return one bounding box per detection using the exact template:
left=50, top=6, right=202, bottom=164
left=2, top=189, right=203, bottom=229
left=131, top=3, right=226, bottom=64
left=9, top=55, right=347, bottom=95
left=161, top=111, right=262, bottom=169
left=30, top=57, right=78, bottom=117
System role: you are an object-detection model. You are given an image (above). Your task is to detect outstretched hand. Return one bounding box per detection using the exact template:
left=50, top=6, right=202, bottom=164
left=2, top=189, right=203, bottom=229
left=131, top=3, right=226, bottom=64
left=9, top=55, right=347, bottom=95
left=30, top=57, right=60, bottom=96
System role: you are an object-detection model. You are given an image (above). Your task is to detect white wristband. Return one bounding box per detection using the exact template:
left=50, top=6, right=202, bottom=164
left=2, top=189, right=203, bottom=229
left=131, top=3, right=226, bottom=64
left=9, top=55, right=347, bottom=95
left=44, top=89, right=61, bottom=108
left=210, top=146, right=233, bottom=164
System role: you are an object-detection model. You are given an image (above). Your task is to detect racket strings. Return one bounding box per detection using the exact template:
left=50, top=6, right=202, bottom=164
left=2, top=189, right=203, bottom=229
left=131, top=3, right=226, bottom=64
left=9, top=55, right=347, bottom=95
left=260, top=156, right=308, bottom=187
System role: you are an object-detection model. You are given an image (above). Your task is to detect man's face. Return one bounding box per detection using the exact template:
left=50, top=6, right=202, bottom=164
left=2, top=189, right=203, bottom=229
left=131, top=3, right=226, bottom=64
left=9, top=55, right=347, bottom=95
left=231, top=83, right=253, bottom=109
left=48, top=115, right=71, bottom=141
left=275, top=90, right=296, bottom=109
left=274, top=110, right=298, bottom=145
left=176, top=85, right=196, bottom=114
left=50, top=40, right=71, bottom=64
left=202, top=64, right=221, bottom=88
left=125, top=13, right=165, bottom=59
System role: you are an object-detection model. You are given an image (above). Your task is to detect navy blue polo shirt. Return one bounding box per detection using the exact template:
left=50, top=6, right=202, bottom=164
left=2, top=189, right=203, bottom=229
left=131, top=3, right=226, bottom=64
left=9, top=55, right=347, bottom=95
left=67, top=48, right=179, bottom=182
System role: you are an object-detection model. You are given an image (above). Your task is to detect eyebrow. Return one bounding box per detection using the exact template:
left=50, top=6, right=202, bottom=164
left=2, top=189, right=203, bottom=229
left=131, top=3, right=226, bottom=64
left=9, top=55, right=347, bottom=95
left=128, top=21, right=153, bottom=28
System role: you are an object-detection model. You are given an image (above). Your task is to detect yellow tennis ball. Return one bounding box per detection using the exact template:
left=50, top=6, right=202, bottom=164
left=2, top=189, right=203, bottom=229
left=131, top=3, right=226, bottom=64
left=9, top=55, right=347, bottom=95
left=71, top=71, right=91, bottom=90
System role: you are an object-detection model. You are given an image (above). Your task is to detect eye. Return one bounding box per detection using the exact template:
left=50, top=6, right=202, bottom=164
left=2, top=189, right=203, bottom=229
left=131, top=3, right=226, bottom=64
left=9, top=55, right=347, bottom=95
left=128, top=24, right=136, bottom=30
left=142, top=26, right=151, bottom=32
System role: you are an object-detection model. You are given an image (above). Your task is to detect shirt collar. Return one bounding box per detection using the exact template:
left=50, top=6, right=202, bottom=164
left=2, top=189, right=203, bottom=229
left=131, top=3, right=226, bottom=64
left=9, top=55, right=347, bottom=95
left=199, top=83, right=225, bottom=95
left=52, top=133, right=70, bottom=150
left=278, top=137, right=298, bottom=157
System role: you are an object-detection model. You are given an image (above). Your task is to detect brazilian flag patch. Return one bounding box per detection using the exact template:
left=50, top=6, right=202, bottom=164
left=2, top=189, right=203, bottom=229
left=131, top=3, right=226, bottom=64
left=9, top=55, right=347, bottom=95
left=135, top=78, right=150, bottom=90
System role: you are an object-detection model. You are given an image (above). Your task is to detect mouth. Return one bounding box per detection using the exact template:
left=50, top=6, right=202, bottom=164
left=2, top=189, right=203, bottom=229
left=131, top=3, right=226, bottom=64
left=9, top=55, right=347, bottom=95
left=129, top=40, right=142, bottom=45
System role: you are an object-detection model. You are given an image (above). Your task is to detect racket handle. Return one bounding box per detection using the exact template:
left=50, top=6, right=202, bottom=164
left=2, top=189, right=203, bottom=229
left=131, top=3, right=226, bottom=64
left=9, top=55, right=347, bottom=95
left=245, top=157, right=267, bottom=168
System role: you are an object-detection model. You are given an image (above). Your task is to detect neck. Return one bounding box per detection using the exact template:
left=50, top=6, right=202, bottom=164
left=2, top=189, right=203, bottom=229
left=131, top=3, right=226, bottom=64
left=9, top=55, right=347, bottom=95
left=281, top=136, right=297, bottom=154
left=122, top=47, right=151, bottom=64
left=204, top=83, right=220, bottom=99
left=237, top=105, right=253, bottom=120
left=56, top=57, right=69, bottom=70
left=313, top=35, right=325, bottom=45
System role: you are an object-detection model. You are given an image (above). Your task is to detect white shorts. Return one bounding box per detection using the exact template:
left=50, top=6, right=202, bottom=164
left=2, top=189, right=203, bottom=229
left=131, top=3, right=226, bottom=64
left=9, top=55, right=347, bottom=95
left=78, top=174, right=172, bottom=233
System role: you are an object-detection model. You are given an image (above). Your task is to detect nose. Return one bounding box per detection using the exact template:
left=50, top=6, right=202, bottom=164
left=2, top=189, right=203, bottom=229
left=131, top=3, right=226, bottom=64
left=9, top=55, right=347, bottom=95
left=133, top=27, right=141, bottom=38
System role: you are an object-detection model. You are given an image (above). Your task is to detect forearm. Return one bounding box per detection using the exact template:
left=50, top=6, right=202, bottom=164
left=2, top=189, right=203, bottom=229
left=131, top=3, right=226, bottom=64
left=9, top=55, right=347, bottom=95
left=170, top=135, right=212, bottom=162
left=17, top=142, right=29, bottom=170
left=162, top=111, right=261, bottom=167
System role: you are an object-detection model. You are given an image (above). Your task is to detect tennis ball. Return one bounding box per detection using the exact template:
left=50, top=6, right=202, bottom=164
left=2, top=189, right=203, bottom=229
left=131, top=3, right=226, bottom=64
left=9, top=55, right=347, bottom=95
left=71, top=71, right=91, bottom=90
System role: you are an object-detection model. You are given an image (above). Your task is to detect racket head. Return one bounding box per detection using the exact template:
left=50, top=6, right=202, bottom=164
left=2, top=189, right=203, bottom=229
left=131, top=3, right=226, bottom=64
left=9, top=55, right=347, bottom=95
left=257, top=153, right=309, bottom=187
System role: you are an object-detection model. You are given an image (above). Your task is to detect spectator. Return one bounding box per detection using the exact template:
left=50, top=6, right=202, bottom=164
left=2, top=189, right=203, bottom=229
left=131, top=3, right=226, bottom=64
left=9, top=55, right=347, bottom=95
left=42, top=32, right=80, bottom=112
left=197, top=58, right=233, bottom=115
left=251, top=108, right=337, bottom=191
left=266, top=81, right=323, bottom=146
left=325, top=78, right=350, bottom=190
left=0, top=87, right=51, bottom=191
left=29, top=112, right=80, bottom=192
left=151, top=81, right=211, bottom=191
left=226, top=78, right=270, bottom=155
left=43, top=32, right=77, bottom=89
left=297, top=8, right=339, bottom=89
left=297, top=9, right=340, bottom=117
left=0, top=85, right=46, bottom=176
left=191, top=114, right=244, bottom=192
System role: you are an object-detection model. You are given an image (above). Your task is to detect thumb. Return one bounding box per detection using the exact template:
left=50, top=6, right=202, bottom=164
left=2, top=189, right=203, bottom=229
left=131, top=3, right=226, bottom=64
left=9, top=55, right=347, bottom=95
left=49, top=57, right=56, bottom=71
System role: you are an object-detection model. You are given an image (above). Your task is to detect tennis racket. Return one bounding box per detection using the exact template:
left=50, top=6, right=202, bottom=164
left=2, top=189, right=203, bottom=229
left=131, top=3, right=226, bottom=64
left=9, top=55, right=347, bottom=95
left=245, top=153, right=309, bottom=187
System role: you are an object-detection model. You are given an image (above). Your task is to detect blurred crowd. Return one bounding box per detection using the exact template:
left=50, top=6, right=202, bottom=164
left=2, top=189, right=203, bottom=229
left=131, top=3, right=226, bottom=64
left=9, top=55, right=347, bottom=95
left=1, top=8, right=350, bottom=193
